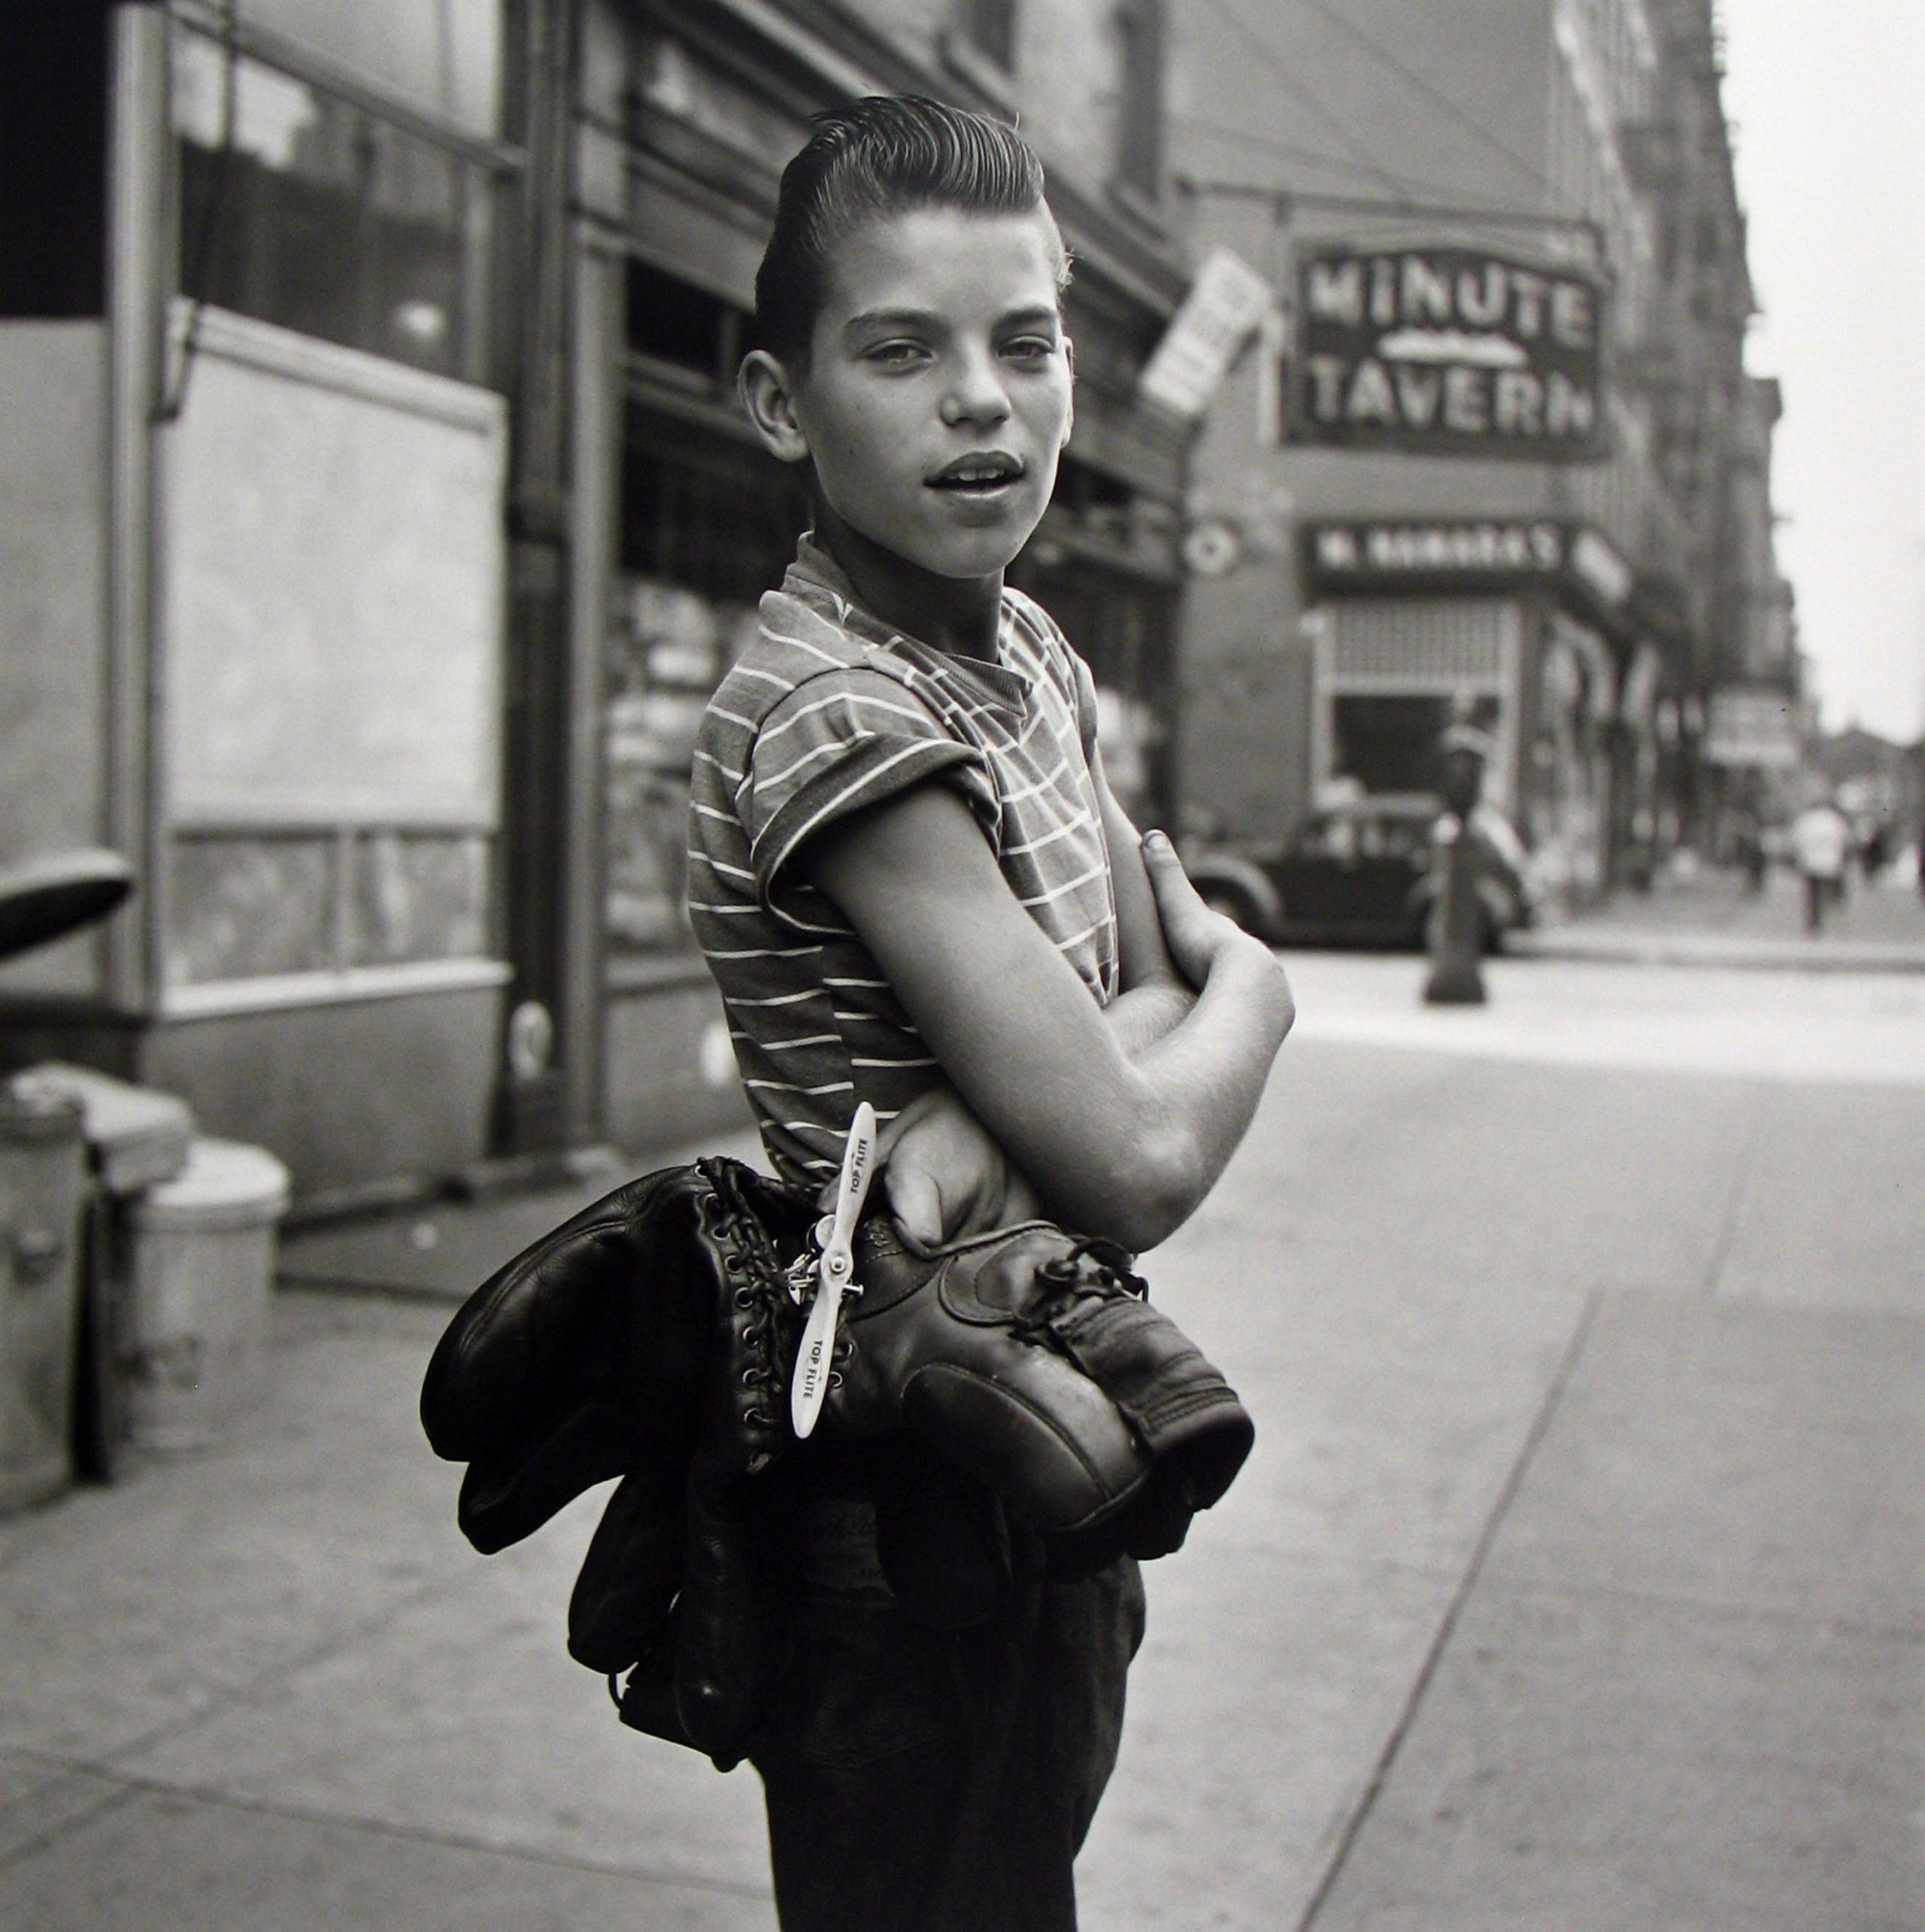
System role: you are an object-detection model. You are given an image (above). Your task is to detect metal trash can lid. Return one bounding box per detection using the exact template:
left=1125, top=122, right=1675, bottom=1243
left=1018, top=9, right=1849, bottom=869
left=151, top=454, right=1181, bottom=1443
left=6, top=1063, right=194, bottom=1193
left=130, top=1138, right=292, bottom=1232
left=0, top=1078, right=86, bottom=1145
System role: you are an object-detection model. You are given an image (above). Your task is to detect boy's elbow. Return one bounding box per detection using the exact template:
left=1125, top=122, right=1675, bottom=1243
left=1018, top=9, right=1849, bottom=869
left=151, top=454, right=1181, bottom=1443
left=1095, top=1124, right=1208, bottom=1253
left=1250, top=941, right=1296, bottom=1042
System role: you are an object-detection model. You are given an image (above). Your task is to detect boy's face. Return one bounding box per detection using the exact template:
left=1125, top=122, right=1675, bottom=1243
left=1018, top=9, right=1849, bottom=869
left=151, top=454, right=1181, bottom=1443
left=775, top=207, right=1073, bottom=585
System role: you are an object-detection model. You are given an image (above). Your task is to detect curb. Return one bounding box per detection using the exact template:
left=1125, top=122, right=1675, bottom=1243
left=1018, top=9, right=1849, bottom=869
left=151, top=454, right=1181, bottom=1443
left=1510, top=931, right=1925, bottom=975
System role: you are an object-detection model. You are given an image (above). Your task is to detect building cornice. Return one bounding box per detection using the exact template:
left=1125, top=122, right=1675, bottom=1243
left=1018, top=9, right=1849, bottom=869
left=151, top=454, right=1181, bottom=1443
left=635, top=0, right=1189, bottom=321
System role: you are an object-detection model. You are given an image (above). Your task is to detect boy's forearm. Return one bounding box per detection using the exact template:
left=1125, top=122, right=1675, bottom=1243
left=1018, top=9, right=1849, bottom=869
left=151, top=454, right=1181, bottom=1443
left=1035, top=943, right=1288, bottom=1250
left=1118, top=942, right=1292, bottom=1243
left=803, top=784, right=1288, bottom=1253
left=1102, top=975, right=1196, bottom=1057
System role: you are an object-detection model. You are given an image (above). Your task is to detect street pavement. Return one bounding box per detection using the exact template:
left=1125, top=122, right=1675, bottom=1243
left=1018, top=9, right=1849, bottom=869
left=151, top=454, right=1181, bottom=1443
left=3, top=943, right=1922, bottom=1930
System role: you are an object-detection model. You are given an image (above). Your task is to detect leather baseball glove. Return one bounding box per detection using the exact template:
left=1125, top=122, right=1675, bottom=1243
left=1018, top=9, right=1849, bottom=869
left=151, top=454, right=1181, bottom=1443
left=423, top=1154, right=1255, bottom=1759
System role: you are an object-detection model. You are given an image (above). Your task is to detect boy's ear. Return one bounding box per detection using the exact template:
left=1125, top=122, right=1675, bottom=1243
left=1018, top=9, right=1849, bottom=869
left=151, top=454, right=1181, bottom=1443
left=1060, top=335, right=1075, bottom=450
left=739, top=350, right=811, bottom=464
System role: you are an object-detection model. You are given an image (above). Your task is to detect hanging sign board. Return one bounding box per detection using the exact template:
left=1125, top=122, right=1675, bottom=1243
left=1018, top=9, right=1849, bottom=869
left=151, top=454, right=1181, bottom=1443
left=1138, top=247, right=1275, bottom=419
left=1704, top=687, right=1800, bottom=768
left=1292, top=244, right=1608, bottom=459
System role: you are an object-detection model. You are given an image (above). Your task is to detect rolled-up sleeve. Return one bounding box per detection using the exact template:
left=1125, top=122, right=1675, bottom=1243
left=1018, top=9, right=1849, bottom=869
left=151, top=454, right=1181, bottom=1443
left=743, top=666, right=999, bottom=925
left=1068, top=648, right=1102, bottom=766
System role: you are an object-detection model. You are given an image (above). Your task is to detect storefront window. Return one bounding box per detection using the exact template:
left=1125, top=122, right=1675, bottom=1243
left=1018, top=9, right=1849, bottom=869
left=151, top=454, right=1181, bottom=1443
left=214, top=0, right=502, bottom=141
left=1331, top=693, right=1501, bottom=798
left=605, top=421, right=808, bottom=957
left=1009, top=545, right=1175, bottom=829
left=605, top=580, right=759, bottom=954
left=168, top=829, right=490, bottom=984
left=171, top=23, right=491, bottom=381
left=627, top=256, right=741, bottom=384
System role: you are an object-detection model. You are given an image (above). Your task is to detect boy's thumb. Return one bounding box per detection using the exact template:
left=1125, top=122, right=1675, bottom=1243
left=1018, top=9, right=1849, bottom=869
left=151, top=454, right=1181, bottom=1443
left=1141, top=828, right=1196, bottom=890
left=885, top=1161, right=944, bottom=1254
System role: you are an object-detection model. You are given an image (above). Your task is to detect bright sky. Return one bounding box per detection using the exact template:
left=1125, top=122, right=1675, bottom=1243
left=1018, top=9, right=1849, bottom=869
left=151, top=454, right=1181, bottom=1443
left=1719, top=0, right=1925, bottom=742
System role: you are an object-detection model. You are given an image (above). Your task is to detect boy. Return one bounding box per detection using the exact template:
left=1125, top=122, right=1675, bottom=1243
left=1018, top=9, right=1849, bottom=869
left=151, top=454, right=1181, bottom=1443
left=689, top=96, right=1293, bottom=1932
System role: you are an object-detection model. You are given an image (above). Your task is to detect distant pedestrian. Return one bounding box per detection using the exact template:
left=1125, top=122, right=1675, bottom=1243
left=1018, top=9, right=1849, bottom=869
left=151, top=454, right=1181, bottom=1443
left=1860, top=817, right=1890, bottom=883
left=1734, top=811, right=1767, bottom=894
left=1790, top=793, right=1851, bottom=934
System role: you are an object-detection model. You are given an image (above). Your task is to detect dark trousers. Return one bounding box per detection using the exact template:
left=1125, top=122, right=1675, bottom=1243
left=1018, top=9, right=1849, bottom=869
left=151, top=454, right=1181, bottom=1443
left=752, top=1542, right=1145, bottom=1932
left=1803, top=871, right=1842, bottom=932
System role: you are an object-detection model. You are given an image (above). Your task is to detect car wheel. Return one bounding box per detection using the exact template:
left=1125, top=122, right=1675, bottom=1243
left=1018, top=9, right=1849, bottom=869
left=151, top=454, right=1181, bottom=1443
left=1199, top=883, right=1260, bottom=935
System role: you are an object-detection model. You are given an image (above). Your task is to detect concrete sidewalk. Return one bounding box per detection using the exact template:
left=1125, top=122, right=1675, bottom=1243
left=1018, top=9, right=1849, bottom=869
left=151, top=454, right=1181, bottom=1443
left=1514, top=860, right=1925, bottom=972
left=3, top=963, right=1920, bottom=1930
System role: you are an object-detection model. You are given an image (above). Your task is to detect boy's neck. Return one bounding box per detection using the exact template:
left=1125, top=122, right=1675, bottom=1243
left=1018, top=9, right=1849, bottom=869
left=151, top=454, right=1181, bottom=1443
left=812, top=505, right=1002, bottom=663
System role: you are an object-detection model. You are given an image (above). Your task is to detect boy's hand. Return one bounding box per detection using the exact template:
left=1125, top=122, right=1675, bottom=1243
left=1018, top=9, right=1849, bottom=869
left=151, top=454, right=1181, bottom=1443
left=1139, top=830, right=1251, bottom=989
left=874, top=1083, right=1044, bottom=1254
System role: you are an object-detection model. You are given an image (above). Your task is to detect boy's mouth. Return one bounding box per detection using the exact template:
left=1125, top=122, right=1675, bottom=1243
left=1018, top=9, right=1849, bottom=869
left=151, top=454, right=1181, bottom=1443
left=926, top=453, right=1025, bottom=495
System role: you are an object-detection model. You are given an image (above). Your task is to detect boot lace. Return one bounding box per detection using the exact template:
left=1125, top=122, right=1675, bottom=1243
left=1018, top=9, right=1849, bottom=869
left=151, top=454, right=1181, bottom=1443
left=1018, top=1237, right=1147, bottom=1341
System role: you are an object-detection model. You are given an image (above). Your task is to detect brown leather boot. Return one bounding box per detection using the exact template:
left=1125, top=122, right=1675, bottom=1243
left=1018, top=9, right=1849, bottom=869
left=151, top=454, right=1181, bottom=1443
left=817, top=1219, right=1254, bottom=1555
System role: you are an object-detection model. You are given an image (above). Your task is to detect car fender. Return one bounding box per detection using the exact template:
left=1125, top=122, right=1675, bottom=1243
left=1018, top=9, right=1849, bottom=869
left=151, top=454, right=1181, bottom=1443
left=1182, top=852, right=1286, bottom=934
left=1405, top=872, right=1518, bottom=933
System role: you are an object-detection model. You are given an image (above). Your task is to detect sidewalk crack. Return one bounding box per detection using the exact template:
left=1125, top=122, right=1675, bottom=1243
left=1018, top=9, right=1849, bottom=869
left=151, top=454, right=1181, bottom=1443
left=1699, top=1081, right=1770, bottom=1298
left=0, top=1769, right=144, bottom=1874
left=1293, top=1286, right=1602, bottom=1932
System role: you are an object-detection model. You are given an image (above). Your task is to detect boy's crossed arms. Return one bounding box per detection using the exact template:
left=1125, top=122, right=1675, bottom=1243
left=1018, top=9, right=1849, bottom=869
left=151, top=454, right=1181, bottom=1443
left=808, top=758, right=1294, bottom=1257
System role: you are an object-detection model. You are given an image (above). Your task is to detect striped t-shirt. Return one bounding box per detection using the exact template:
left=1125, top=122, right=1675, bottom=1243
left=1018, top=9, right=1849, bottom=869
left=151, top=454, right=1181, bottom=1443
left=687, top=535, right=1120, bottom=1189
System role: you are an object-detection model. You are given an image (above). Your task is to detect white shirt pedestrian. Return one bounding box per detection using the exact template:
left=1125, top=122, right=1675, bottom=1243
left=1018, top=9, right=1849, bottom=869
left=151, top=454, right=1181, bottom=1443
left=1791, top=802, right=1849, bottom=880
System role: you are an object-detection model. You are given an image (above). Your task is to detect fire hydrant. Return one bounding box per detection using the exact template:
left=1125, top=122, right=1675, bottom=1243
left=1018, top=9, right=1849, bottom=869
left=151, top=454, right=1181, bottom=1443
left=1423, top=723, right=1492, bottom=1006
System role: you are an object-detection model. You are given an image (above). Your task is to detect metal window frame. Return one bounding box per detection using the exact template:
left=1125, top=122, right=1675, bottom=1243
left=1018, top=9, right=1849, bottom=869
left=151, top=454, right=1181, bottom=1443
left=167, top=0, right=524, bottom=174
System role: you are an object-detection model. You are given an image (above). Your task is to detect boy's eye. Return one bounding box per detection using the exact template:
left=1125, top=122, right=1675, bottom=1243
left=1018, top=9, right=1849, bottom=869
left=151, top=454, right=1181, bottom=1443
left=1002, top=336, right=1059, bottom=362
left=865, top=340, right=929, bottom=368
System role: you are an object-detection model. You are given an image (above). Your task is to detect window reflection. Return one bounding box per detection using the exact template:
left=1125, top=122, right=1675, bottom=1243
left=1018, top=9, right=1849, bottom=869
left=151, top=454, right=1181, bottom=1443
left=171, top=26, right=489, bottom=380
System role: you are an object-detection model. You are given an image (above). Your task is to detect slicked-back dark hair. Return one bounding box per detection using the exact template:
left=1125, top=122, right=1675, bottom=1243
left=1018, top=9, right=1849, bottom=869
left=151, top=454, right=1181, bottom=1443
left=753, top=94, right=1069, bottom=369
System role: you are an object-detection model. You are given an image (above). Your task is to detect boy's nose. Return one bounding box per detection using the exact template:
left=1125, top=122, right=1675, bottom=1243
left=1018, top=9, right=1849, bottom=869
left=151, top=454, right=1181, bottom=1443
left=940, top=350, right=1011, bottom=427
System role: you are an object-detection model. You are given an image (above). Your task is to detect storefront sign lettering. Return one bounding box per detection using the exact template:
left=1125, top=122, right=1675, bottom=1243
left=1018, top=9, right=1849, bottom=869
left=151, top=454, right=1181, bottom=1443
left=1293, top=245, right=1608, bottom=459
left=1308, top=520, right=1566, bottom=580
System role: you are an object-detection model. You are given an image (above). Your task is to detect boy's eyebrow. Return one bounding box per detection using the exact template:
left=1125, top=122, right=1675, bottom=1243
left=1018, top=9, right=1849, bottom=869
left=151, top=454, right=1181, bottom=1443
left=841, top=307, right=941, bottom=338
left=840, top=302, right=1063, bottom=339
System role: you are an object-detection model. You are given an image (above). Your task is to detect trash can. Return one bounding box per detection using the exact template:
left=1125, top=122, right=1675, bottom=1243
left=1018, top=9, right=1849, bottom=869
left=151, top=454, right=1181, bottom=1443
left=0, top=1081, right=87, bottom=1512
left=5, top=1063, right=196, bottom=1480
left=123, top=1138, right=292, bottom=1451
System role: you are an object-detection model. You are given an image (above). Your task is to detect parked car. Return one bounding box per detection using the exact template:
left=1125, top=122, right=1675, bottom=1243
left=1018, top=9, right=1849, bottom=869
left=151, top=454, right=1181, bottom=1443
left=1183, top=799, right=1534, bottom=952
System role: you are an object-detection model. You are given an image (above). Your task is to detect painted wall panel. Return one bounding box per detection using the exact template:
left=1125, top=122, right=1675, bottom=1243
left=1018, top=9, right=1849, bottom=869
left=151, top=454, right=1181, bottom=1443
left=603, top=977, right=751, bottom=1155
left=142, top=982, right=504, bottom=1197
left=161, top=308, right=505, bottom=827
